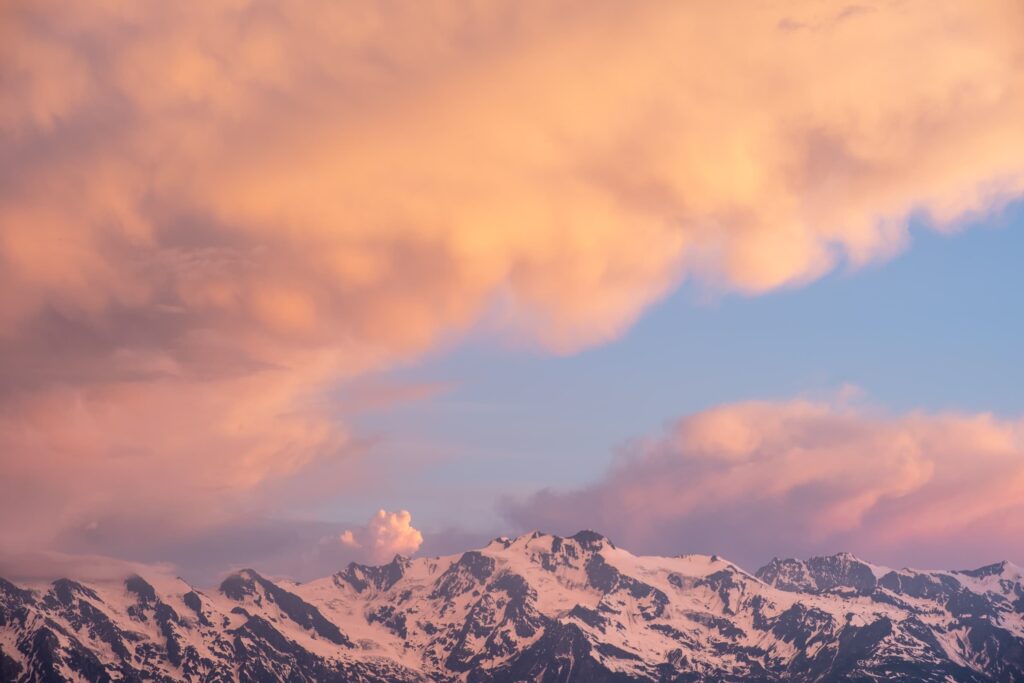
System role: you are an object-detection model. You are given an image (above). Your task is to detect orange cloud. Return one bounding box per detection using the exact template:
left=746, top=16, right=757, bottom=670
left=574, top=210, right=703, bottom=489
left=3, top=1, right=1023, bottom=349
left=339, top=509, right=424, bottom=563
left=506, top=397, right=1024, bottom=567
left=1, top=1, right=1023, bottom=557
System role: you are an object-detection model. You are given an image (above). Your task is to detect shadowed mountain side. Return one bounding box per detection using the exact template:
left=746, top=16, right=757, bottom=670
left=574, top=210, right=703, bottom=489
left=1, top=531, right=1021, bottom=682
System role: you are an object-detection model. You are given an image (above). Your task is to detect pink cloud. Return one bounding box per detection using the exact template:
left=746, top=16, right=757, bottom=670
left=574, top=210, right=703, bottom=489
left=505, top=398, right=1024, bottom=568
left=338, top=510, right=424, bottom=563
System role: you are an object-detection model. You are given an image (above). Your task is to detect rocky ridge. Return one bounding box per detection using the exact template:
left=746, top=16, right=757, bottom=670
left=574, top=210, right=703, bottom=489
left=1, top=531, right=1022, bottom=681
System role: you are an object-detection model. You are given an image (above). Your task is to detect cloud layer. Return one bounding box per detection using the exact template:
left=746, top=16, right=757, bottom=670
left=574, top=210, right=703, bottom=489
left=1, top=1, right=1023, bottom=563
left=506, top=398, right=1024, bottom=568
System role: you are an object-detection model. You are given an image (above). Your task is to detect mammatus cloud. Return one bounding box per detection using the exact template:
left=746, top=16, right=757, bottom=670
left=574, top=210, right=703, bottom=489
left=505, top=398, right=1024, bottom=568
left=339, top=510, right=424, bottom=563
left=1, top=1, right=1023, bottom=561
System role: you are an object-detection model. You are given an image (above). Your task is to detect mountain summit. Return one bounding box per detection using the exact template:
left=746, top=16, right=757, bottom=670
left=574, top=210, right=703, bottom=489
left=1, top=532, right=1022, bottom=681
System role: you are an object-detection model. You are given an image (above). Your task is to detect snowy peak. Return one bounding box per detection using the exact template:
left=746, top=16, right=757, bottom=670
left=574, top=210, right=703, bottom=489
left=220, top=567, right=351, bottom=646
left=756, top=552, right=882, bottom=595
left=335, top=554, right=410, bottom=594
left=124, top=574, right=159, bottom=604
left=480, top=530, right=611, bottom=578
left=1, top=537, right=1022, bottom=682
left=568, top=529, right=615, bottom=551
left=955, top=559, right=1022, bottom=581
left=483, top=529, right=610, bottom=560
left=218, top=567, right=264, bottom=600
left=429, top=550, right=496, bottom=602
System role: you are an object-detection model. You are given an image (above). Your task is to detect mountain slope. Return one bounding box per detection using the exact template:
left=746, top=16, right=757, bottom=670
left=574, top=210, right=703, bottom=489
left=1, top=531, right=1022, bottom=682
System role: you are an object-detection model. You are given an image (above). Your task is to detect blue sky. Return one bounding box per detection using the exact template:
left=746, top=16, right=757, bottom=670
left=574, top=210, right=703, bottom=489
left=336, top=201, right=1024, bottom=534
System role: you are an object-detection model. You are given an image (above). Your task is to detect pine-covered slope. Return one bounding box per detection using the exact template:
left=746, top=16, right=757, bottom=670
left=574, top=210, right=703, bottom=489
left=2, top=531, right=1022, bottom=682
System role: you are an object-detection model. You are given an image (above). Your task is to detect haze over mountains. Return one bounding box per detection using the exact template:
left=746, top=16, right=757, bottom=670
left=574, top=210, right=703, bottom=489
left=2, top=531, right=1022, bottom=682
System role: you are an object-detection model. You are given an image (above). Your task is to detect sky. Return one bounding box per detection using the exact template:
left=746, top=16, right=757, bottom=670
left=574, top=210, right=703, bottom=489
left=347, top=204, right=1024, bottom=523
left=1, top=0, right=1024, bottom=584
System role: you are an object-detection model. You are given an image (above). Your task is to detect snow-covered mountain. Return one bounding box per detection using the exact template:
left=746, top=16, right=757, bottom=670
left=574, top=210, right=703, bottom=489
left=2, top=531, right=1022, bottom=682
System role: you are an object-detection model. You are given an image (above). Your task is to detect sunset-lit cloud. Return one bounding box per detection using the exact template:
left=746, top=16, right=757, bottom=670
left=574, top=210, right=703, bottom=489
left=1, top=0, right=1023, bottom=565
left=505, top=397, right=1024, bottom=567
left=339, top=509, right=424, bottom=563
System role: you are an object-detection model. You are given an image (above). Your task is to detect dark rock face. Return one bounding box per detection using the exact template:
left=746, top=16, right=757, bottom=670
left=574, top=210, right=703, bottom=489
left=695, top=568, right=747, bottom=614
left=756, top=552, right=877, bottom=595
left=568, top=604, right=607, bottom=631
left=42, top=579, right=99, bottom=610
left=958, top=561, right=1011, bottom=579
left=182, top=590, right=212, bottom=626
left=877, top=569, right=961, bottom=600
left=125, top=575, right=158, bottom=603
left=367, top=604, right=408, bottom=639
left=0, top=578, right=33, bottom=631
left=219, top=568, right=351, bottom=646
left=430, top=551, right=496, bottom=602
left=586, top=554, right=622, bottom=593
left=0, top=641, right=22, bottom=681
left=1, top=534, right=1022, bottom=682
left=572, top=530, right=614, bottom=552
left=336, top=555, right=410, bottom=594
left=471, top=622, right=637, bottom=683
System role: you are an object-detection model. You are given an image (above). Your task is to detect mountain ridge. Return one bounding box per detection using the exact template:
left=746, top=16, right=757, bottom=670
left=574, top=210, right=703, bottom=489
left=1, top=530, right=1022, bottom=682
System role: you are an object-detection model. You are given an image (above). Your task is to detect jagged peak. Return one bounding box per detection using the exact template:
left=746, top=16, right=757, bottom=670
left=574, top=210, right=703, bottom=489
left=492, top=529, right=615, bottom=551
left=337, top=555, right=409, bottom=594
left=3, top=540, right=1023, bottom=682
left=219, top=568, right=266, bottom=600
left=124, top=574, right=157, bottom=603
left=48, top=578, right=101, bottom=605
left=756, top=552, right=881, bottom=594
left=0, top=577, right=33, bottom=603
left=570, top=529, right=615, bottom=549
left=50, top=577, right=93, bottom=592
left=343, top=554, right=410, bottom=573
left=955, top=559, right=1021, bottom=579
left=828, top=550, right=860, bottom=561
left=227, top=567, right=261, bottom=579
left=758, top=551, right=877, bottom=572
left=503, top=530, right=556, bottom=546
left=36, top=578, right=103, bottom=612
left=485, top=535, right=514, bottom=550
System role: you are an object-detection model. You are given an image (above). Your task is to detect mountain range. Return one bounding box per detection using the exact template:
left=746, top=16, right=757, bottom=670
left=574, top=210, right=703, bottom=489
left=1, top=531, right=1022, bottom=682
